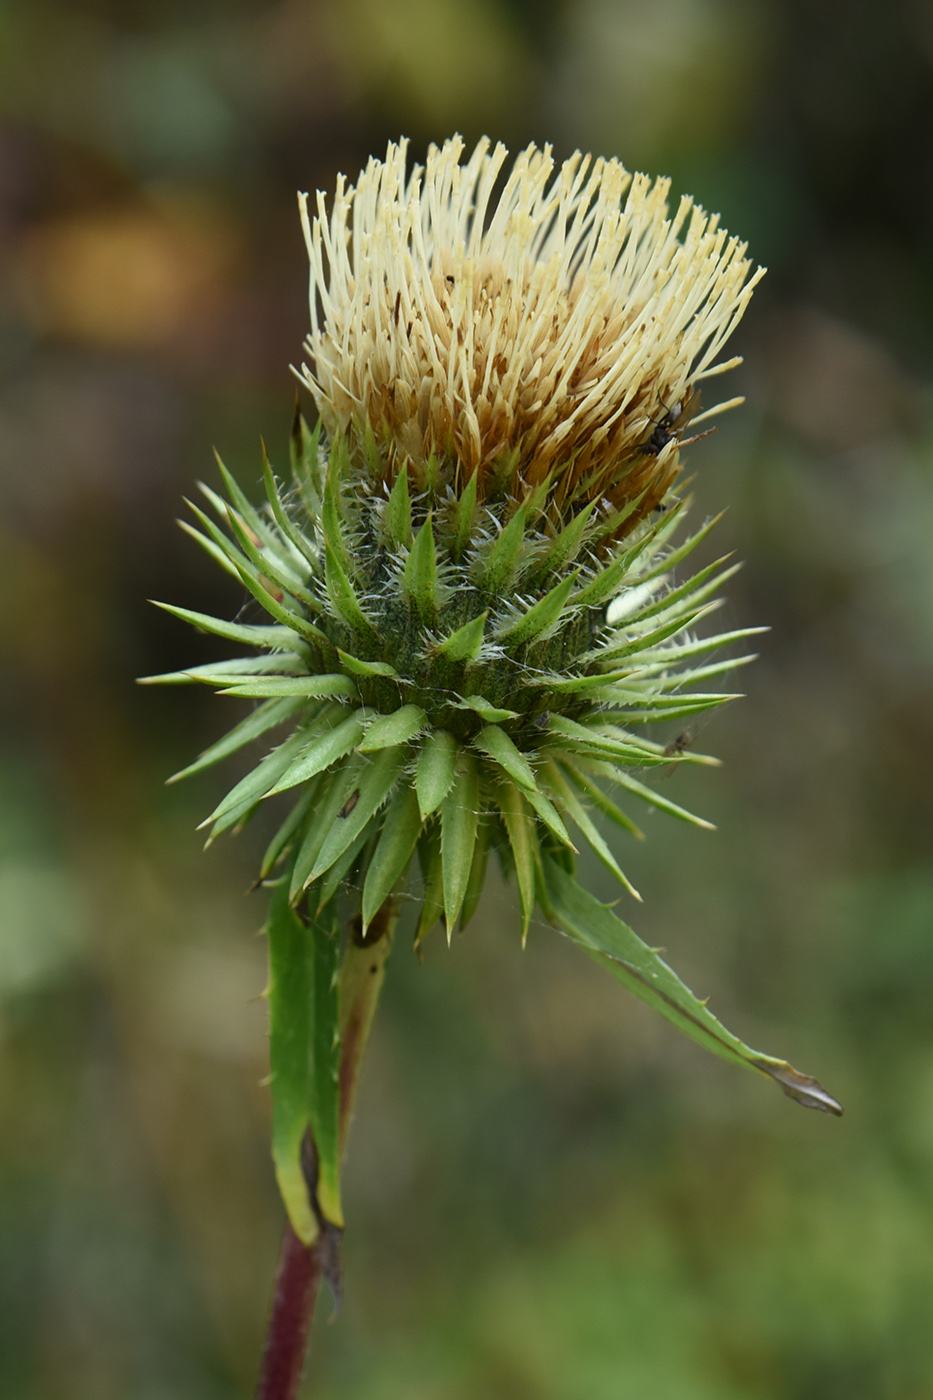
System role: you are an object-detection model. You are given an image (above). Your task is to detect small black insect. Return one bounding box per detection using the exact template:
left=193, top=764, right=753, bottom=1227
left=640, top=391, right=716, bottom=458
left=338, top=788, right=361, bottom=819
left=663, top=730, right=693, bottom=759
left=533, top=711, right=552, bottom=730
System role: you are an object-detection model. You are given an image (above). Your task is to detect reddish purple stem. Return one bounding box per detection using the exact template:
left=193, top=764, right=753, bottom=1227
left=256, top=1223, right=321, bottom=1400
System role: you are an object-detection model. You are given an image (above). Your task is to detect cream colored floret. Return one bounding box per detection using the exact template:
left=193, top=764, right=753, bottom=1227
left=298, top=135, right=762, bottom=505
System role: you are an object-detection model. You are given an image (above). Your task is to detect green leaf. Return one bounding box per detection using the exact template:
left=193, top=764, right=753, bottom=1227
left=499, top=782, right=537, bottom=941
left=307, top=895, right=343, bottom=1228
left=557, top=758, right=645, bottom=839
left=205, top=726, right=315, bottom=827
left=452, top=467, right=478, bottom=560
left=167, top=696, right=304, bottom=784
left=232, top=559, right=328, bottom=648
left=629, top=560, right=741, bottom=627
left=403, top=515, right=439, bottom=617
left=291, top=757, right=365, bottom=902
left=639, top=512, right=726, bottom=583
left=458, top=815, right=491, bottom=932
left=314, top=815, right=380, bottom=913
left=532, top=501, right=596, bottom=580
left=150, top=600, right=295, bottom=650
left=139, top=653, right=307, bottom=686
left=473, top=724, right=537, bottom=792
left=262, top=449, right=319, bottom=569
left=547, top=715, right=670, bottom=767
left=310, top=745, right=407, bottom=883
left=496, top=572, right=578, bottom=648
left=433, top=611, right=487, bottom=663
left=416, top=729, right=458, bottom=818
left=524, top=786, right=576, bottom=850
left=541, top=761, right=641, bottom=901
left=361, top=782, right=423, bottom=930
left=260, top=779, right=321, bottom=880
left=383, top=467, right=413, bottom=547
left=177, top=519, right=242, bottom=581
left=324, top=536, right=378, bottom=638
left=266, top=870, right=318, bottom=1244
left=415, top=822, right=444, bottom=945
left=477, top=500, right=530, bottom=594
left=455, top=695, right=519, bottom=723
left=441, top=753, right=480, bottom=934
left=359, top=705, right=426, bottom=753
left=540, top=857, right=843, bottom=1115
left=211, top=454, right=280, bottom=553
left=267, top=709, right=367, bottom=797
left=336, top=649, right=399, bottom=679
left=606, top=769, right=715, bottom=830
left=220, top=674, right=357, bottom=700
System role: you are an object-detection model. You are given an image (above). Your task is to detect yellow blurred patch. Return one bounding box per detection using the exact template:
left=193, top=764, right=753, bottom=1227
left=14, top=194, right=241, bottom=349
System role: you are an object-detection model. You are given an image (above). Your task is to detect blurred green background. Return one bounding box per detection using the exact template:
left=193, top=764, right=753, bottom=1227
left=2, top=0, right=933, bottom=1396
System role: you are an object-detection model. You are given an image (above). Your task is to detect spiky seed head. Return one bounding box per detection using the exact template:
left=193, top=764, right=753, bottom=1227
left=147, top=134, right=764, bottom=946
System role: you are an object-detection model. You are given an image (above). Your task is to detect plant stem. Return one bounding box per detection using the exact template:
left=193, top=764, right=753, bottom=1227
left=256, top=1223, right=321, bottom=1400
left=255, top=896, right=398, bottom=1399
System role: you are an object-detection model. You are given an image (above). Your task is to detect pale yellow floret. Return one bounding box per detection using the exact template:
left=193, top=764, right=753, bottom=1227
left=297, top=135, right=763, bottom=509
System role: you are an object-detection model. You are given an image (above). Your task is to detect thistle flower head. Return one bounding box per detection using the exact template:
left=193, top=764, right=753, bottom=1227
left=146, top=136, right=840, bottom=1244
left=298, top=135, right=761, bottom=518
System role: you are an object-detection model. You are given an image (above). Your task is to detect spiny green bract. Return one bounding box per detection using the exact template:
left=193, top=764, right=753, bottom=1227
left=144, top=410, right=760, bottom=947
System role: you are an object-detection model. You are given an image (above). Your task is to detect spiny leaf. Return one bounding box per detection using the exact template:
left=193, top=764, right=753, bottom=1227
left=260, top=778, right=321, bottom=880
left=639, top=511, right=726, bottom=582
left=403, top=515, right=439, bottom=617
left=415, top=822, right=444, bottom=945
left=432, top=611, right=487, bottom=663
left=266, top=870, right=318, bottom=1245
left=219, top=674, right=357, bottom=700
left=557, top=758, right=645, bottom=839
left=383, top=466, right=413, bottom=548
left=231, top=558, right=329, bottom=648
left=636, top=625, right=769, bottom=668
left=139, top=653, right=306, bottom=686
left=309, top=745, right=406, bottom=883
left=547, top=714, right=669, bottom=767
left=473, top=724, right=537, bottom=792
left=523, top=785, right=576, bottom=850
left=499, top=782, right=537, bottom=942
left=452, top=467, right=478, bottom=560
left=361, top=782, right=423, bottom=930
left=540, top=856, right=842, bottom=1116
left=307, top=894, right=344, bottom=1229
left=291, top=756, right=365, bottom=902
left=477, top=499, right=530, bottom=594
left=210, top=455, right=280, bottom=554
left=416, top=729, right=458, bottom=818
left=150, top=600, right=295, bottom=650
left=441, top=752, right=480, bottom=935
left=167, top=696, right=305, bottom=784
left=359, top=705, right=426, bottom=753
left=261, top=449, right=319, bottom=569
left=324, top=536, right=378, bottom=638
left=177, top=519, right=241, bottom=580
left=631, top=561, right=742, bottom=628
left=532, top=501, right=596, bottom=580
left=336, top=649, right=399, bottom=679
left=607, top=769, right=716, bottom=829
left=496, top=572, right=579, bottom=649
left=267, top=709, right=367, bottom=797
left=459, top=816, right=491, bottom=932
left=455, top=695, right=519, bottom=723
left=205, top=725, right=315, bottom=827
left=541, top=761, right=641, bottom=900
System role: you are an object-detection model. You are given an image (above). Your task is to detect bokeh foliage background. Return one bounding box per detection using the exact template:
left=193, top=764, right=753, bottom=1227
left=2, top=0, right=933, bottom=1395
